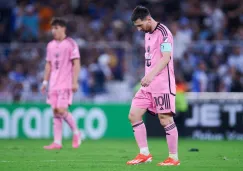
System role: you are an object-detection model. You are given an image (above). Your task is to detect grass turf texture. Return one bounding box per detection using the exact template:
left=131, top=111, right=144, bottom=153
left=0, top=139, right=242, bottom=171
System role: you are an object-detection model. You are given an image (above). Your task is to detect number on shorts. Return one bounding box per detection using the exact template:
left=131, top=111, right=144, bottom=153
left=154, top=94, right=170, bottom=110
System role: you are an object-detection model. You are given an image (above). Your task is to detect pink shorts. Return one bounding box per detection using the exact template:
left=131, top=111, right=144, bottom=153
left=131, top=89, right=175, bottom=115
left=47, top=89, right=73, bottom=109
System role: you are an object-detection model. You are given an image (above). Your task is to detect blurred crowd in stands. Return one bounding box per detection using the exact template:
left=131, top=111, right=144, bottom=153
left=0, top=0, right=242, bottom=102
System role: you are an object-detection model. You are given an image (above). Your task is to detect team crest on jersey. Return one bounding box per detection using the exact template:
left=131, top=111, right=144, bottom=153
left=55, top=53, right=59, bottom=58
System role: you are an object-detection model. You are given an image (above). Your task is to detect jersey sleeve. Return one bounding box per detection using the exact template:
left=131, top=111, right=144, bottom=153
left=70, top=41, right=80, bottom=60
left=158, top=29, right=173, bottom=53
left=46, top=43, right=51, bottom=61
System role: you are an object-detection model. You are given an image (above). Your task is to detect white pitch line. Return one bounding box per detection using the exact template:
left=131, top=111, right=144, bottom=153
left=1, top=160, right=115, bottom=163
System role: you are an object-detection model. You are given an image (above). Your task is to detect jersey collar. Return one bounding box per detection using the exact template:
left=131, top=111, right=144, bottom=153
left=149, top=22, right=160, bottom=34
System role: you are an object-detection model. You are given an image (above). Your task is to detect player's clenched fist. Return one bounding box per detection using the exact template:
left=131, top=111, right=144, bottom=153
left=72, top=82, right=79, bottom=92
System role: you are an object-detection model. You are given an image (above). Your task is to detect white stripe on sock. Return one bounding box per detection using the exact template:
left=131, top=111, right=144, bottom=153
left=73, top=130, right=79, bottom=135
left=54, top=140, right=62, bottom=145
left=140, top=147, right=150, bottom=156
left=169, top=153, right=178, bottom=160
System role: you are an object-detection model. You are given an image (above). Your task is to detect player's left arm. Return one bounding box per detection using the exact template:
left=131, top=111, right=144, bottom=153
left=70, top=41, right=81, bottom=92
left=150, top=52, right=171, bottom=77
left=141, top=36, right=172, bottom=87
left=72, top=58, right=80, bottom=92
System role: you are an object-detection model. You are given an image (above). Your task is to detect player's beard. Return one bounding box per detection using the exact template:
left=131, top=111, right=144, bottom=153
left=143, top=28, right=150, bottom=33
left=143, top=24, right=151, bottom=33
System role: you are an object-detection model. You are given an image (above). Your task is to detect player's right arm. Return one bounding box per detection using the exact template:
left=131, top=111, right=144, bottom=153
left=41, top=61, right=51, bottom=94
left=43, top=62, right=51, bottom=81
left=41, top=44, right=52, bottom=94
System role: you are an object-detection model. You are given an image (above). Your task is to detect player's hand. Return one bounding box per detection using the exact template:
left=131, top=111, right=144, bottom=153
left=72, top=82, right=79, bottom=92
left=141, top=73, right=154, bottom=87
left=41, top=84, right=47, bottom=94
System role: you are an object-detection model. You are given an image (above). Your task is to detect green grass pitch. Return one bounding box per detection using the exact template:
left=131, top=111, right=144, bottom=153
left=0, top=139, right=242, bottom=171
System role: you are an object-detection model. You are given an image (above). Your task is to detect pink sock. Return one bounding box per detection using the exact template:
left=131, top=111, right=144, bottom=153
left=63, top=112, right=79, bottom=134
left=164, top=122, right=178, bottom=154
left=132, top=121, right=148, bottom=149
left=53, top=116, right=62, bottom=145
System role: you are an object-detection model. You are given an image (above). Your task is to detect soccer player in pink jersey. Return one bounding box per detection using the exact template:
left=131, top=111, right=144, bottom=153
left=41, top=18, right=81, bottom=150
left=126, top=6, right=180, bottom=166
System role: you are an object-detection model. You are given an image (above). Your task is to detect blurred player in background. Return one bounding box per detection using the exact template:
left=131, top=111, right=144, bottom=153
left=41, top=18, right=81, bottom=150
left=127, top=6, right=180, bottom=166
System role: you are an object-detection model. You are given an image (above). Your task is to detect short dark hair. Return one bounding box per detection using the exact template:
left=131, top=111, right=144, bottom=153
left=131, top=6, right=150, bottom=22
left=51, top=18, right=67, bottom=27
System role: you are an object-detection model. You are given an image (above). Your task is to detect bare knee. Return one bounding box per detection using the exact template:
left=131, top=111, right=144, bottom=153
left=53, top=108, right=67, bottom=117
left=128, top=107, right=146, bottom=124
left=158, top=114, right=174, bottom=127
left=128, top=112, right=145, bottom=125
left=128, top=113, right=138, bottom=123
left=53, top=109, right=59, bottom=117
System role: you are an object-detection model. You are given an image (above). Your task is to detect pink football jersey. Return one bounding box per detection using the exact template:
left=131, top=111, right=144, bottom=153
left=46, top=37, right=80, bottom=91
left=142, top=23, right=176, bottom=95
